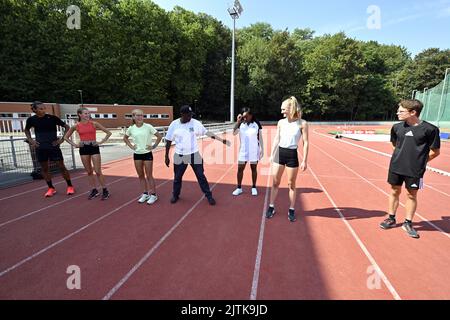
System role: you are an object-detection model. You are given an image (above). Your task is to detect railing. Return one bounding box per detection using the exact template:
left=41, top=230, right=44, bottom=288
left=0, top=121, right=234, bottom=188
left=0, top=136, right=77, bottom=188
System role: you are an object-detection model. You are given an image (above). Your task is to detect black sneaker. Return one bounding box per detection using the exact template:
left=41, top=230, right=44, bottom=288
left=101, top=189, right=110, bottom=200
left=380, top=216, right=396, bottom=229
left=170, top=196, right=179, bottom=204
left=207, top=197, right=216, bottom=206
left=402, top=222, right=420, bottom=239
left=266, top=206, right=276, bottom=219
left=88, top=189, right=99, bottom=200
left=288, top=209, right=297, bottom=222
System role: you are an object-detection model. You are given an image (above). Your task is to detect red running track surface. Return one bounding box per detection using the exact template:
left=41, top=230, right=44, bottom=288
left=0, top=126, right=449, bottom=300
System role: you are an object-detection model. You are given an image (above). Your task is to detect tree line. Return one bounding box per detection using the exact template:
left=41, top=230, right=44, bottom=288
left=1, top=0, right=449, bottom=121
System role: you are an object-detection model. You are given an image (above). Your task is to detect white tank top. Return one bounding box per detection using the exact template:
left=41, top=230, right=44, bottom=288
left=279, top=118, right=302, bottom=149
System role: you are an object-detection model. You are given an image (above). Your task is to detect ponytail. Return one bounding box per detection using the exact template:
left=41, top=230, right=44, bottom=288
left=77, top=107, right=89, bottom=122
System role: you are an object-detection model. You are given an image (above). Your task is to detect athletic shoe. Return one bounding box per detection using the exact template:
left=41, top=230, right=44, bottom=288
left=44, top=188, right=56, bottom=198
left=207, top=197, right=216, bottom=206
left=288, top=209, right=297, bottom=222
left=402, top=221, right=420, bottom=239
left=380, top=217, right=396, bottom=229
left=147, top=194, right=158, bottom=205
left=251, top=188, right=258, bottom=196
left=138, top=193, right=150, bottom=203
left=170, top=196, right=179, bottom=204
left=101, top=189, right=110, bottom=200
left=66, top=186, right=75, bottom=195
left=232, top=188, right=243, bottom=196
left=88, top=189, right=99, bottom=200
left=266, top=206, right=276, bottom=219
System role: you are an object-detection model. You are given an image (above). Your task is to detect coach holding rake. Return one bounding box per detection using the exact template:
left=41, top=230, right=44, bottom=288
left=165, top=105, right=231, bottom=205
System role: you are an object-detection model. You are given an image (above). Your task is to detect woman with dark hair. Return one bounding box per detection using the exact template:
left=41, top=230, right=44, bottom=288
left=64, top=107, right=112, bottom=200
left=25, top=101, right=75, bottom=197
left=232, top=108, right=264, bottom=196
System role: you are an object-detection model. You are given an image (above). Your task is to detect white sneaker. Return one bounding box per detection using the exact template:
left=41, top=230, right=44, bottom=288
left=232, top=188, right=243, bottom=196
left=138, top=193, right=150, bottom=203
left=147, top=194, right=158, bottom=205
left=252, top=188, right=258, bottom=196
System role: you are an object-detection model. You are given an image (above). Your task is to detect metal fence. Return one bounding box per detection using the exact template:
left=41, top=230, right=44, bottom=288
left=0, top=121, right=234, bottom=188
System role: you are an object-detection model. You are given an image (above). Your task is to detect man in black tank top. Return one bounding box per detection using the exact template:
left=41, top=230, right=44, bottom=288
left=380, top=100, right=440, bottom=239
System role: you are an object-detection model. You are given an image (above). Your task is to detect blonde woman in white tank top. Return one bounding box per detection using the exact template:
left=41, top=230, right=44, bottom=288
left=266, top=96, right=309, bottom=222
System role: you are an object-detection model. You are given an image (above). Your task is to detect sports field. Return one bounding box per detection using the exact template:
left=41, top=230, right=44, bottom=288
left=0, top=125, right=449, bottom=300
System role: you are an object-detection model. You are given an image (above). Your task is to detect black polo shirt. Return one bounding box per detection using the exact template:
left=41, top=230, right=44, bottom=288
left=389, top=121, right=441, bottom=178
left=25, top=114, right=66, bottom=149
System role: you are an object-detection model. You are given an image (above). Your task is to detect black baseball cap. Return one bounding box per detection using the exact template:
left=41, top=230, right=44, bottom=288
left=180, top=105, right=194, bottom=115
left=31, top=101, right=44, bottom=108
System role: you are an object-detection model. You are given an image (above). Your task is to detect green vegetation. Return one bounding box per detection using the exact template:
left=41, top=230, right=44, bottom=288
left=1, top=0, right=449, bottom=121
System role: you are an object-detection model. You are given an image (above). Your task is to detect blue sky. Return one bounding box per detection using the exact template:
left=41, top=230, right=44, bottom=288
left=151, top=0, right=450, bottom=56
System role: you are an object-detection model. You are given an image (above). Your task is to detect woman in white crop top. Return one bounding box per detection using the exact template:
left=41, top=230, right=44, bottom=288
left=266, top=96, right=309, bottom=222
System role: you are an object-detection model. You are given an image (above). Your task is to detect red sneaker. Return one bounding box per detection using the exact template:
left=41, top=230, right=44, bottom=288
left=66, top=186, right=75, bottom=195
left=44, top=188, right=56, bottom=198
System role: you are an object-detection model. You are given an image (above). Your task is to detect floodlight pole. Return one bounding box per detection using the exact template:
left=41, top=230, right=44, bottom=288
left=78, top=90, right=83, bottom=107
left=437, top=68, right=450, bottom=128
left=228, top=1, right=243, bottom=123
left=230, top=17, right=236, bottom=123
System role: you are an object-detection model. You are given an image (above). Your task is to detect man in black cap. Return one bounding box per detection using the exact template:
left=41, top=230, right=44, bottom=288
left=165, top=105, right=231, bottom=205
left=25, top=101, right=75, bottom=197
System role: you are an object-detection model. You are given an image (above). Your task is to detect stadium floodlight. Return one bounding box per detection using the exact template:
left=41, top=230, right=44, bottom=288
left=228, top=0, right=243, bottom=123
left=437, top=68, right=450, bottom=128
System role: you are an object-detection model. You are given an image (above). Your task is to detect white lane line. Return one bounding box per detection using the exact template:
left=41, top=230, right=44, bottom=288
left=310, top=141, right=450, bottom=239
left=308, top=164, right=401, bottom=300
left=102, top=164, right=235, bottom=300
left=0, top=179, right=171, bottom=278
left=313, top=129, right=450, bottom=177
left=250, top=171, right=272, bottom=300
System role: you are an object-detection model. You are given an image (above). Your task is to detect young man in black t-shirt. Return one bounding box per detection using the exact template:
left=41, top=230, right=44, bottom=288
left=380, top=99, right=441, bottom=239
left=25, top=101, right=75, bottom=197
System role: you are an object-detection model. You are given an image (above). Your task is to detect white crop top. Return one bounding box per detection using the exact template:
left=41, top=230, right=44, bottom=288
left=278, top=118, right=302, bottom=149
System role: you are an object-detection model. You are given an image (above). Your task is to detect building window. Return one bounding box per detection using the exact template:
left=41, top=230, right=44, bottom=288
left=0, top=113, right=13, bottom=118
left=160, top=114, right=170, bottom=119
left=124, top=114, right=132, bottom=119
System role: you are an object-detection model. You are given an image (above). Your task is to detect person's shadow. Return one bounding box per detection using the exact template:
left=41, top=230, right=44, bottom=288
left=414, top=216, right=450, bottom=234
left=303, top=207, right=387, bottom=220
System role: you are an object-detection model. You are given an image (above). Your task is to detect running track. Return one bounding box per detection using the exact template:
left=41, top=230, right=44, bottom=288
left=0, top=125, right=449, bottom=300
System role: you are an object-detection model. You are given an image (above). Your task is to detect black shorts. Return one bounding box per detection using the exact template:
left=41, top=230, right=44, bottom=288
left=274, top=147, right=299, bottom=168
left=134, top=152, right=153, bottom=161
left=36, top=147, right=64, bottom=163
left=388, top=171, right=423, bottom=190
left=79, top=144, right=100, bottom=156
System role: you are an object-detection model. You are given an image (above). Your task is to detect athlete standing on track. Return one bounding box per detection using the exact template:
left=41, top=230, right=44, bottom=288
left=266, top=96, right=309, bottom=222
left=123, top=109, right=163, bottom=205
left=380, top=99, right=441, bottom=239
left=25, top=101, right=75, bottom=198
left=64, top=107, right=112, bottom=200
left=232, top=108, right=264, bottom=197
left=164, top=105, right=231, bottom=206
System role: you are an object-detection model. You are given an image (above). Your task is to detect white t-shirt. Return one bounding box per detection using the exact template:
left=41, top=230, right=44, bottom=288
left=125, top=123, right=158, bottom=154
left=238, top=121, right=262, bottom=162
left=165, top=118, right=207, bottom=155
left=278, top=118, right=302, bottom=149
